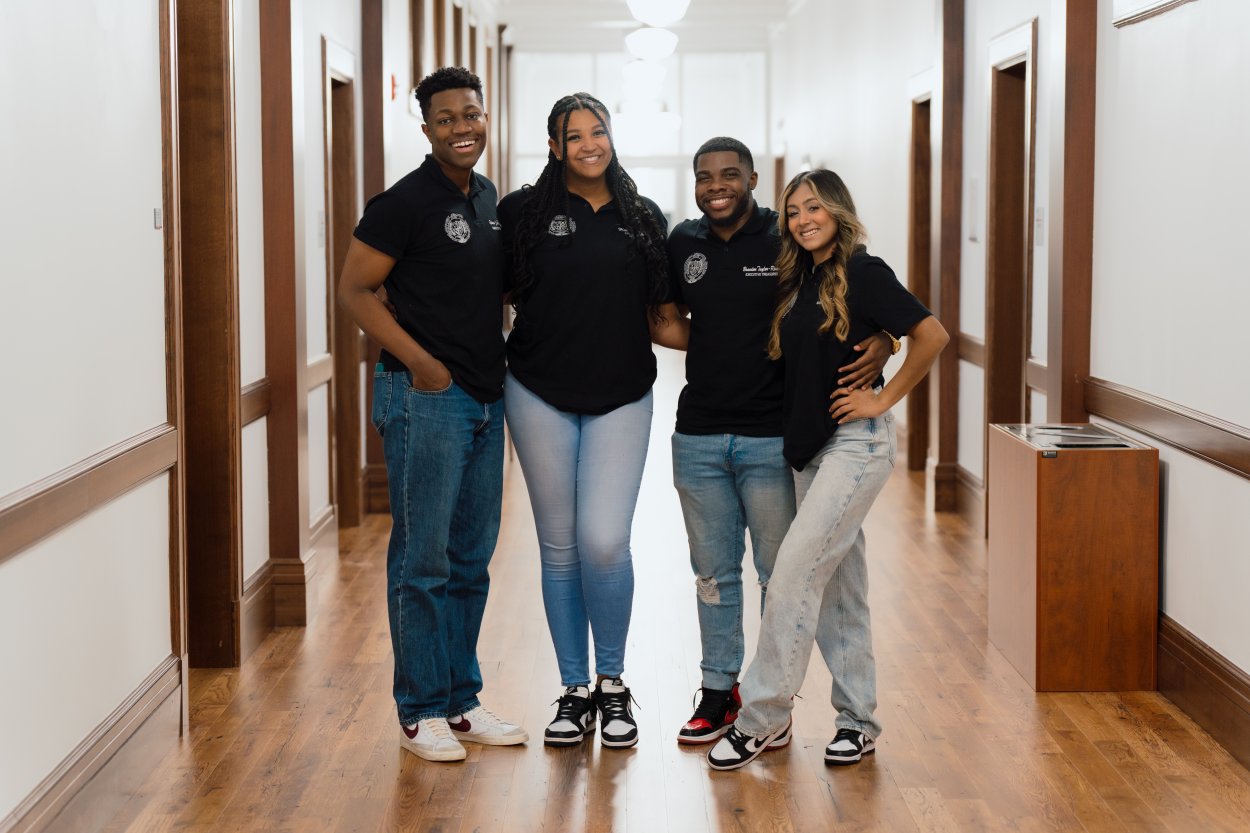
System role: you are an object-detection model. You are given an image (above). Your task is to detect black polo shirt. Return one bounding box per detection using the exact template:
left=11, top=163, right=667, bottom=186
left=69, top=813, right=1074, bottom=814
left=352, top=155, right=505, bottom=404
left=499, top=188, right=667, bottom=415
left=667, top=202, right=784, bottom=436
left=780, top=251, right=931, bottom=470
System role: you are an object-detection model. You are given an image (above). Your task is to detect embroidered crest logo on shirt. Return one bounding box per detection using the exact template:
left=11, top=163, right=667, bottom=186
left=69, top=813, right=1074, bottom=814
left=489, top=219, right=502, bottom=231
left=683, top=252, right=709, bottom=283
left=548, top=215, right=577, bottom=236
left=444, top=213, right=471, bottom=244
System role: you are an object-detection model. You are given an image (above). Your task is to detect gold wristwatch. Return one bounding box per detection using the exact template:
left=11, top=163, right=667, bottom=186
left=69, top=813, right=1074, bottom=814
left=883, top=330, right=901, bottom=355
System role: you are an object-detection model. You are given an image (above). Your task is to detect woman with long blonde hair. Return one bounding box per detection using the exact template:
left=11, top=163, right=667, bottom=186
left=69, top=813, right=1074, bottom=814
left=707, top=169, right=949, bottom=771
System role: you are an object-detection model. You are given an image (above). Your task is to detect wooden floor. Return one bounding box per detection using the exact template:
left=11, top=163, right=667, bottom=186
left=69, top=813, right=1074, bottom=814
left=103, top=351, right=1250, bottom=832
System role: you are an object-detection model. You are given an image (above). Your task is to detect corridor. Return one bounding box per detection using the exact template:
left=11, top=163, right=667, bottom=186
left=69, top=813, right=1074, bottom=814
left=98, top=351, right=1250, bottom=833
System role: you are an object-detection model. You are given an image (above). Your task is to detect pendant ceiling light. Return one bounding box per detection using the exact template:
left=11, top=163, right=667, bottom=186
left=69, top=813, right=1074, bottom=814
left=625, top=26, right=678, bottom=61
left=626, top=0, right=691, bottom=28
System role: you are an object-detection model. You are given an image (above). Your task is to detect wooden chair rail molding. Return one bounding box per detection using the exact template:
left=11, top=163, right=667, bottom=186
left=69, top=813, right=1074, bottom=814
left=957, top=332, right=985, bottom=367
left=1083, top=376, right=1250, bottom=480
left=307, top=353, right=333, bottom=390
left=0, top=424, right=178, bottom=567
left=241, top=378, right=272, bottom=427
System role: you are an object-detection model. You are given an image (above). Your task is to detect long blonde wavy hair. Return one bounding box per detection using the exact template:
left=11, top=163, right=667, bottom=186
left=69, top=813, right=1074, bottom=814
left=767, top=169, right=868, bottom=359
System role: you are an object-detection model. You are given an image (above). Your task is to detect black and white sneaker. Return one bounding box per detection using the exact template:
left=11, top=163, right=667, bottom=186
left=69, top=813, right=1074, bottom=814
left=824, top=728, right=875, bottom=765
left=594, top=678, right=639, bottom=748
left=544, top=686, right=596, bottom=747
left=706, top=723, right=787, bottom=771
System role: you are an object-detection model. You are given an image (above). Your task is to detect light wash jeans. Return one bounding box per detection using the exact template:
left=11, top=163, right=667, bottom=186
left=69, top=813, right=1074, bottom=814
left=671, top=432, right=796, bottom=690
left=373, top=369, right=504, bottom=724
left=504, top=372, right=653, bottom=686
left=736, top=411, right=896, bottom=740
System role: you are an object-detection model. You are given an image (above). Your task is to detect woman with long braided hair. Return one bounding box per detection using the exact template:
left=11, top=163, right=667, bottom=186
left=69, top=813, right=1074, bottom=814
left=498, top=92, right=684, bottom=749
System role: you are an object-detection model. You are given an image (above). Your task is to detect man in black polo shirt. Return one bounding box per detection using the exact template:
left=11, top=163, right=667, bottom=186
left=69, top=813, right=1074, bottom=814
left=667, top=138, right=892, bottom=744
left=337, top=67, right=526, bottom=762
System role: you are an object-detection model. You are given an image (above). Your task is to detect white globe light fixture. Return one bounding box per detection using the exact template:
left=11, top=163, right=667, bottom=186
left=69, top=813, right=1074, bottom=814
left=626, top=0, right=691, bottom=28
left=625, top=26, right=678, bottom=61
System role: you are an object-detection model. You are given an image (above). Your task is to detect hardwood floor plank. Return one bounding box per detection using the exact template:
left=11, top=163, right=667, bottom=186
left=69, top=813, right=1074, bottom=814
left=95, top=351, right=1250, bottom=833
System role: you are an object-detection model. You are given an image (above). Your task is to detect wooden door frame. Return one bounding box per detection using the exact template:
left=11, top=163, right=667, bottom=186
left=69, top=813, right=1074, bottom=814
left=322, top=37, right=363, bottom=529
left=982, top=19, right=1038, bottom=531
left=177, top=0, right=244, bottom=668
left=907, top=70, right=935, bottom=473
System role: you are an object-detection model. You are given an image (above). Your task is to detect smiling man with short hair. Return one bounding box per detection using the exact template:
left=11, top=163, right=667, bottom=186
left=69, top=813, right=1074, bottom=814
left=337, top=66, right=526, bottom=763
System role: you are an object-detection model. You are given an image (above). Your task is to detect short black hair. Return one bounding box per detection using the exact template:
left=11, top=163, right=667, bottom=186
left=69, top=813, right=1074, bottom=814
left=414, top=66, right=484, bottom=122
left=693, top=137, right=754, bottom=173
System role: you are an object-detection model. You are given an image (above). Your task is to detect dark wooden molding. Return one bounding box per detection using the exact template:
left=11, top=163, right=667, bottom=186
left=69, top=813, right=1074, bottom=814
left=406, top=0, right=423, bottom=91
left=240, top=378, right=272, bottom=426
left=957, top=332, right=985, bottom=367
left=240, top=560, right=274, bottom=661
left=931, top=0, right=964, bottom=512
left=364, top=0, right=385, bottom=199
left=1159, top=613, right=1250, bottom=772
left=1045, top=1, right=1096, bottom=421
left=273, top=508, right=336, bottom=626
left=433, top=0, right=446, bottom=68
left=1, top=656, right=180, bottom=833
left=1084, top=377, right=1250, bottom=480
left=1026, top=359, right=1046, bottom=392
left=0, top=426, right=177, bottom=568
left=178, top=0, right=244, bottom=668
left=906, top=97, right=932, bottom=473
left=259, top=0, right=312, bottom=612
left=159, top=0, right=189, bottom=720
left=956, top=463, right=985, bottom=536
left=307, top=353, right=333, bottom=389
left=365, top=462, right=390, bottom=514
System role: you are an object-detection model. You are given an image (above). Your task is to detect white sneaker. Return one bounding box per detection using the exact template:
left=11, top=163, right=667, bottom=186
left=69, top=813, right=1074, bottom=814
left=448, top=705, right=529, bottom=746
left=400, top=717, right=467, bottom=762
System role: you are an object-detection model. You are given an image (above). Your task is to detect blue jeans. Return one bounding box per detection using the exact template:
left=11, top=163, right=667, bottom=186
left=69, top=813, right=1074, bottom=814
left=671, top=433, right=796, bottom=690
left=736, top=412, right=896, bottom=740
left=504, top=372, right=653, bottom=686
left=373, top=369, right=504, bottom=724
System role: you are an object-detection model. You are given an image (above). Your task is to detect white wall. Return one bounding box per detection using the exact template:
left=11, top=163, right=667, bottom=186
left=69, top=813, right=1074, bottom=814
left=0, top=2, right=168, bottom=496
left=1091, top=0, right=1250, bottom=671
left=0, top=4, right=175, bottom=819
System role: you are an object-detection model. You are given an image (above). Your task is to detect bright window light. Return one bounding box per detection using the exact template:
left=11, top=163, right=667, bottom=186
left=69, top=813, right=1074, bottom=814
left=626, top=0, right=691, bottom=28
left=625, top=27, right=678, bottom=61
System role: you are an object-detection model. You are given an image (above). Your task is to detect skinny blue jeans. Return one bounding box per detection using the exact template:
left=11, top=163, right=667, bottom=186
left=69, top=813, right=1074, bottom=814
left=504, top=372, right=653, bottom=686
left=736, top=412, right=896, bottom=740
left=373, top=369, right=504, bottom=724
left=671, top=432, right=796, bottom=690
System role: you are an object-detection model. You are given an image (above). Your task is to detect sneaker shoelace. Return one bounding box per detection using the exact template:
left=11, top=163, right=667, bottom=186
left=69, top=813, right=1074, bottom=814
left=552, top=688, right=592, bottom=722
left=690, top=688, right=732, bottom=723
left=420, top=718, right=456, bottom=742
left=464, top=705, right=507, bottom=728
left=597, top=682, right=638, bottom=721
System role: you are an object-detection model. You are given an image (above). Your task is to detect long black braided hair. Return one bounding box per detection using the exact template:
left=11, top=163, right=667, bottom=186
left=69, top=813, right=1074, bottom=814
left=510, top=93, right=670, bottom=321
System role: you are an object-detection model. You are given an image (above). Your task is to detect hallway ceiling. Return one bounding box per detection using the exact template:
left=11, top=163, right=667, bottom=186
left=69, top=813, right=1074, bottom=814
left=497, top=0, right=789, bottom=51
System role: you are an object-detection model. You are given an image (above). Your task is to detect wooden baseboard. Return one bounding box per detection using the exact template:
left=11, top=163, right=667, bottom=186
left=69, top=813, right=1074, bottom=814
left=1158, top=614, right=1250, bottom=772
left=240, top=561, right=274, bottom=660
left=274, top=508, right=336, bottom=626
left=364, top=463, right=389, bottom=514
left=933, top=460, right=958, bottom=512
left=956, top=464, right=985, bottom=535
left=2, top=656, right=181, bottom=833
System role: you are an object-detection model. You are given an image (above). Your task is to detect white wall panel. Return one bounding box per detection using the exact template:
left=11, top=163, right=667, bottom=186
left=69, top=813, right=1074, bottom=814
left=308, top=382, right=332, bottom=520
left=0, top=3, right=167, bottom=495
left=242, top=418, right=271, bottom=580
left=236, top=0, right=268, bottom=385
left=958, top=360, right=985, bottom=477
left=1092, top=0, right=1250, bottom=426
left=678, top=53, right=766, bottom=157
left=0, top=478, right=171, bottom=818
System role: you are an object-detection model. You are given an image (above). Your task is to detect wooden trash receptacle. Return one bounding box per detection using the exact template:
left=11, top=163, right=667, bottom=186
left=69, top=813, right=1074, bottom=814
left=987, top=423, right=1159, bottom=691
